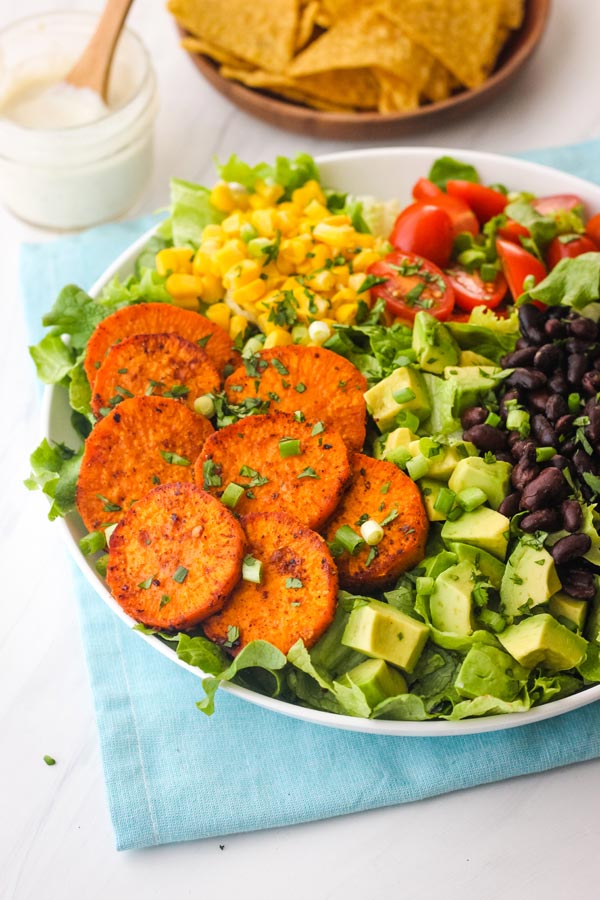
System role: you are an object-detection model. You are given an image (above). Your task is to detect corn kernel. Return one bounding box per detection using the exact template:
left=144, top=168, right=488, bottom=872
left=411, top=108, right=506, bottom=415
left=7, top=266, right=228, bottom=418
left=352, top=249, right=382, bottom=272
left=251, top=208, right=277, bottom=237
left=232, top=279, right=267, bottom=307
left=200, top=274, right=224, bottom=304
left=229, top=314, right=250, bottom=342
left=202, top=224, right=225, bottom=242
left=166, top=273, right=205, bottom=298
left=248, top=193, right=271, bottom=210
left=274, top=209, right=299, bottom=235
left=331, top=265, right=350, bottom=286
left=331, top=287, right=358, bottom=309
left=205, top=302, right=231, bottom=330
left=303, top=199, right=329, bottom=222
left=296, top=244, right=332, bottom=272
left=255, top=179, right=284, bottom=204
left=214, top=241, right=246, bottom=276
left=336, top=302, right=358, bottom=325
left=263, top=328, right=293, bottom=349
left=306, top=269, right=335, bottom=292
left=193, top=249, right=220, bottom=277
left=279, top=236, right=311, bottom=265
left=155, top=248, right=194, bottom=276
left=221, top=212, right=246, bottom=236
left=210, top=182, right=238, bottom=213
left=349, top=272, right=368, bottom=292
left=170, top=296, right=199, bottom=311
left=312, top=221, right=357, bottom=248
left=292, top=180, right=326, bottom=209
left=223, top=258, right=262, bottom=290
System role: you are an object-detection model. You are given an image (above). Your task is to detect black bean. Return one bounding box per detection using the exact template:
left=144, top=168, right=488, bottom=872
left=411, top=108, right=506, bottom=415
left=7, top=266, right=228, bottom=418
left=463, top=424, right=508, bottom=452
left=559, top=567, right=596, bottom=600
left=495, top=451, right=514, bottom=464
left=520, top=508, right=563, bottom=533
left=555, top=414, right=575, bottom=435
left=545, top=395, right=569, bottom=422
left=518, top=304, right=547, bottom=344
left=531, top=414, right=558, bottom=448
left=520, top=467, right=570, bottom=511
left=544, top=318, right=566, bottom=340
left=586, top=406, right=600, bottom=442
left=507, top=430, right=522, bottom=449
left=569, top=316, right=598, bottom=341
left=549, top=454, right=575, bottom=477
left=533, top=343, right=562, bottom=372
left=581, top=370, right=600, bottom=396
left=565, top=337, right=592, bottom=355
left=510, top=438, right=537, bottom=461
left=567, top=353, right=588, bottom=385
left=500, top=390, right=521, bottom=419
left=593, top=358, right=600, bottom=372
left=515, top=336, right=534, bottom=351
left=461, top=406, right=488, bottom=429
left=561, top=499, right=583, bottom=533
left=498, top=492, right=521, bottom=518
left=529, top=390, right=551, bottom=414
left=548, top=372, right=569, bottom=395
left=501, top=347, right=537, bottom=368
left=560, top=439, right=576, bottom=457
left=551, top=533, right=592, bottom=566
left=505, top=368, right=548, bottom=390
left=573, top=449, right=598, bottom=479
left=511, top=458, right=540, bottom=492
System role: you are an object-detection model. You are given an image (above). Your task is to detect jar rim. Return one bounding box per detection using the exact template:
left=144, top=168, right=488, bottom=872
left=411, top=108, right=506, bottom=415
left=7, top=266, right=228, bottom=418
left=0, top=10, right=154, bottom=136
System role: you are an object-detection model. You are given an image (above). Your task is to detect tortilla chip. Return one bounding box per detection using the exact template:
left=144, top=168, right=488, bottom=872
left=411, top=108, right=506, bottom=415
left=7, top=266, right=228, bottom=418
left=167, top=0, right=299, bottom=73
left=180, top=36, right=253, bottom=70
left=423, top=59, right=453, bottom=103
left=374, top=69, right=420, bottom=114
left=296, top=1, right=320, bottom=51
left=379, top=0, right=504, bottom=89
left=501, top=0, right=525, bottom=29
left=221, top=65, right=379, bottom=110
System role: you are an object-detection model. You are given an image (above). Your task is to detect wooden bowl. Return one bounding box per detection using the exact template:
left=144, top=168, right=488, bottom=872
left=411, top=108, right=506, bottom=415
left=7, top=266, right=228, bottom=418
left=177, top=0, right=551, bottom=140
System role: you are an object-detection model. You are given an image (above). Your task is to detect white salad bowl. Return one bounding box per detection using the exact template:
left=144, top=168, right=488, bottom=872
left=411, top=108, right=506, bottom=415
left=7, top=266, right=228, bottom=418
left=43, top=146, right=600, bottom=736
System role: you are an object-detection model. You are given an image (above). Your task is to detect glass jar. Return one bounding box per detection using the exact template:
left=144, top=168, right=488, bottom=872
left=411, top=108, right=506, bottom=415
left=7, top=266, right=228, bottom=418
left=0, top=12, right=158, bottom=229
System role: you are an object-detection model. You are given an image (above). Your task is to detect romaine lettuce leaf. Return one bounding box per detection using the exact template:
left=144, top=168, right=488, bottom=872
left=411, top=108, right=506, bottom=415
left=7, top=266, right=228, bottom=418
left=189, top=640, right=287, bottom=715
left=24, top=438, right=82, bottom=520
left=428, top=156, right=480, bottom=190
left=29, top=333, right=75, bottom=384
left=520, top=252, right=600, bottom=309
left=168, top=178, right=225, bottom=247
left=219, top=152, right=320, bottom=200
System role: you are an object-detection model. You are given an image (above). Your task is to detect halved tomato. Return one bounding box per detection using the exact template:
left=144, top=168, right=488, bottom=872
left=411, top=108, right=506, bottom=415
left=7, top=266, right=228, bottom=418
left=497, top=219, right=530, bottom=243
left=389, top=202, right=454, bottom=267
left=547, top=234, right=597, bottom=269
left=446, top=180, right=508, bottom=224
left=367, top=251, right=455, bottom=323
left=532, top=194, right=585, bottom=216
left=585, top=212, right=600, bottom=248
left=446, top=266, right=508, bottom=312
left=496, top=238, right=547, bottom=300
left=412, top=177, right=479, bottom=237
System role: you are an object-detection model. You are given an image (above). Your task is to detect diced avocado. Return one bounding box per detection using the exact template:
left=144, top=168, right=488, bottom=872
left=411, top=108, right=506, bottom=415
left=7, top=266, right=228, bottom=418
left=549, top=592, right=588, bottom=631
left=500, top=542, right=561, bottom=617
left=460, top=350, right=497, bottom=367
left=410, top=437, right=477, bottom=482
left=584, top=581, right=600, bottom=643
left=455, top=644, right=529, bottom=701
left=580, top=504, right=600, bottom=566
left=443, top=365, right=501, bottom=416
left=448, top=456, right=512, bottom=510
left=498, top=614, right=588, bottom=670
left=421, top=549, right=457, bottom=579
left=419, top=479, right=448, bottom=521
left=429, top=561, right=476, bottom=635
left=412, top=311, right=460, bottom=374
left=336, top=658, right=407, bottom=708
left=364, top=366, right=430, bottom=433
left=441, top=506, right=510, bottom=560
left=448, top=542, right=505, bottom=589
left=421, top=373, right=461, bottom=436
left=381, top=427, right=419, bottom=460
left=341, top=599, right=430, bottom=672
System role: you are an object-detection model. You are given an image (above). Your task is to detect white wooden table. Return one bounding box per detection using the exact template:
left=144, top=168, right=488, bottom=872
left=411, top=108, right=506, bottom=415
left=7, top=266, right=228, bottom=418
left=2, top=2, right=600, bottom=897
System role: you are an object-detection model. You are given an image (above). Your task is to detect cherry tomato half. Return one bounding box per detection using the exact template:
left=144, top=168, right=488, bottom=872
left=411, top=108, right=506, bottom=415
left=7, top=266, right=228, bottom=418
left=389, top=202, right=454, bottom=268
left=446, top=180, right=508, bottom=224
left=367, top=251, right=455, bottom=323
left=585, top=212, right=600, bottom=248
left=446, top=267, right=508, bottom=312
left=547, top=234, right=597, bottom=269
left=412, top=177, right=479, bottom=237
left=496, top=238, right=547, bottom=300
left=497, top=219, right=530, bottom=243
left=532, top=194, right=585, bottom=216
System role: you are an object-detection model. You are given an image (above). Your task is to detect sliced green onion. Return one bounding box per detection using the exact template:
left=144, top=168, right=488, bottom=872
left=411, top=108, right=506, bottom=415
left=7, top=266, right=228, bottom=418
left=221, top=482, right=245, bottom=509
left=406, top=453, right=430, bottom=481
left=395, top=409, right=421, bottom=433
left=506, top=408, right=530, bottom=436
left=95, top=554, right=109, bottom=577
left=242, top=555, right=263, bottom=583
left=194, top=394, right=216, bottom=418
left=79, top=531, right=106, bottom=556
left=445, top=506, right=464, bottom=522
left=522, top=274, right=537, bottom=291
left=385, top=447, right=413, bottom=470
left=480, top=263, right=498, bottom=283
left=535, top=446, right=556, bottom=463
left=456, top=486, right=487, bottom=512
left=392, top=387, right=416, bottom=404
left=484, top=411, right=501, bottom=428
left=568, top=392, right=581, bottom=414
left=334, top=525, right=364, bottom=555
left=359, top=519, right=384, bottom=546
left=240, top=223, right=259, bottom=243
left=478, top=608, right=507, bottom=633
left=433, top=486, right=456, bottom=516
left=172, top=566, right=188, bottom=584
left=279, top=437, right=301, bottom=458
left=416, top=576, right=434, bottom=596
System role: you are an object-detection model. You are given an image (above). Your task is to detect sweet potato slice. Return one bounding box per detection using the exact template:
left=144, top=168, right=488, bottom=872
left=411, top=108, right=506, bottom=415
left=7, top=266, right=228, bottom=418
left=84, top=301, right=239, bottom=385
left=203, top=511, right=337, bottom=654
left=194, top=411, right=351, bottom=530
left=91, top=332, right=221, bottom=419
left=107, top=483, right=245, bottom=631
left=324, top=453, right=429, bottom=590
left=224, top=346, right=367, bottom=452
left=77, top=397, right=213, bottom=532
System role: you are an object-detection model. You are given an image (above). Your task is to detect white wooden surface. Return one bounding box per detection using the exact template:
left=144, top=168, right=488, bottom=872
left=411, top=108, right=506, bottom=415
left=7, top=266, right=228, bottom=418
left=2, top=1, right=600, bottom=897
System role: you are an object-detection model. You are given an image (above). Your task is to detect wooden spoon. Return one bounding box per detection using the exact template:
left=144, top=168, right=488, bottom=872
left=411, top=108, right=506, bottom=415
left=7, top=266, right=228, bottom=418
left=65, top=0, right=135, bottom=102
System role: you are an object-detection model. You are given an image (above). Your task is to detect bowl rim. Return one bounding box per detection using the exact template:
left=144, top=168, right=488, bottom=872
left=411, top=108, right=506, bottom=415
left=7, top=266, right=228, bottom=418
left=44, top=143, right=600, bottom=737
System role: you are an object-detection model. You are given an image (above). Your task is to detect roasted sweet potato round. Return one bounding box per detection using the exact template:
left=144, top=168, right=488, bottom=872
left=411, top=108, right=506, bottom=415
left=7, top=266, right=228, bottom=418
left=107, top=483, right=245, bottom=630
left=203, top=511, right=337, bottom=654
left=84, top=301, right=239, bottom=385
left=324, top=453, right=429, bottom=590
left=76, top=396, right=213, bottom=532
left=194, top=411, right=351, bottom=530
left=224, top=345, right=367, bottom=452
left=91, top=332, right=221, bottom=418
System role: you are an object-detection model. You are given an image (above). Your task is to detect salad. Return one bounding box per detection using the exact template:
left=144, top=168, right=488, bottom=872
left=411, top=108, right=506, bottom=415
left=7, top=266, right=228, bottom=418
left=27, top=152, right=600, bottom=722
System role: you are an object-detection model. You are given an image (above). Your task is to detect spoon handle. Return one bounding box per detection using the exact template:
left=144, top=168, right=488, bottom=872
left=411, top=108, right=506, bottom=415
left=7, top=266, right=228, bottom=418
left=66, top=0, right=135, bottom=101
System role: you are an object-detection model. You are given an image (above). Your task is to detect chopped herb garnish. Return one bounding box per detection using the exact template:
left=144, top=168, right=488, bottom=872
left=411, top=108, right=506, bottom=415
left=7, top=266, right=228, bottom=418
left=380, top=481, right=390, bottom=494
left=163, top=384, right=190, bottom=399
left=172, top=566, right=189, bottom=584
left=160, top=595, right=171, bottom=608
left=239, top=464, right=269, bottom=487
left=355, top=513, right=370, bottom=527
left=43, top=755, right=56, bottom=766
left=285, top=577, right=303, bottom=589
left=297, top=467, right=319, bottom=479
left=196, top=334, right=212, bottom=348
left=380, top=508, right=399, bottom=527
left=138, top=575, right=155, bottom=590
left=160, top=450, right=191, bottom=466
left=365, top=546, right=378, bottom=567
left=268, top=391, right=280, bottom=402
left=293, top=410, right=305, bottom=422
left=117, top=368, right=129, bottom=374
left=224, top=624, right=240, bottom=648
left=311, top=421, right=325, bottom=436
left=202, top=459, right=222, bottom=488
left=145, top=379, right=165, bottom=396
left=152, top=474, right=161, bottom=484
left=243, top=355, right=268, bottom=378
left=271, top=358, right=289, bottom=376
left=295, top=382, right=307, bottom=393
left=96, top=494, right=122, bottom=513
left=358, top=274, right=388, bottom=293
left=115, top=385, right=134, bottom=398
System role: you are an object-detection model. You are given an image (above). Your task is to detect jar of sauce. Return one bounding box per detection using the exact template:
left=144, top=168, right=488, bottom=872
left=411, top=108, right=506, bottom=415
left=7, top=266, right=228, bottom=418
left=0, top=12, right=158, bottom=229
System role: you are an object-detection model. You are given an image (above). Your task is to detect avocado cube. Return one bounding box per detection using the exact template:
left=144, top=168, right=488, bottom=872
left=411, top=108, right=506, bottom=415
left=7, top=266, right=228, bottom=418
left=412, top=438, right=477, bottom=482
left=443, top=365, right=501, bottom=416
left=364, top=366, right=431, bottom=433
left=341, top=599, right=430, bottom=673
left=421, top=549, right=457, bottom=579
left=441, top=506, right=510, bottom=560
left=549, top=592, right=588, bottom=631
left=412, top=311, right=460, bottom=374
left=448, top=456, right=512, bottom=511
left=429, top=561, right=476, bottom=635
left=500, top=543, right=561, bottom=617
left=455, top=644, right=529, bottom=701
left=498, top=614, right=588, bottom=670
left=337, top=658, right=407, bottom=708
left=448, top=542, right=505, bottom=589
left=459, top=350, right=496, bottom=367
left=419, top=479, right=448, bottom=521
left=382, top=427, right=420, bottom=460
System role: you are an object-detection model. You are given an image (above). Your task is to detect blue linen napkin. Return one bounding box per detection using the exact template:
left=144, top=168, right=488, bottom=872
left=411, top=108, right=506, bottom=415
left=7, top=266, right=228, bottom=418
left=21, top=139, right=600, bottom=851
